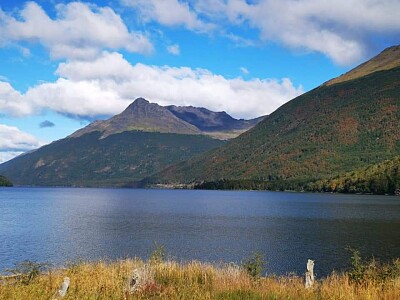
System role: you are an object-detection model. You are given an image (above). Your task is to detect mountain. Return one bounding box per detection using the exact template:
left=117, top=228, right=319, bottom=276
left=151, top=45, right=400, bottom=188
left=70, top=98, right=201, bottom=138
left=0, top=131, right=224, bottom=186
left=324, top=45, right=400, bottom=86
left=71, top=98, right=264, bottom=139
left=166, top=104, right=264, bottom=132
left=0, top=99, right=264, bottom=186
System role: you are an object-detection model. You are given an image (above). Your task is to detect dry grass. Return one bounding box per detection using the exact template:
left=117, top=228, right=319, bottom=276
left=1, top=259, right=400, bottom=300
left=324, top=45, right=400, bottom=86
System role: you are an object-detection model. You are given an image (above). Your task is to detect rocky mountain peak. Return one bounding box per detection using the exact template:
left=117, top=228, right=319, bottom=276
left=126, top=97, right=149, bottom=107
left=69, top=98, right=264, bottom=139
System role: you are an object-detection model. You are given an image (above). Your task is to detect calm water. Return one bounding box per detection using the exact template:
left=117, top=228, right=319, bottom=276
left=0, top=188, right=399, bottom=276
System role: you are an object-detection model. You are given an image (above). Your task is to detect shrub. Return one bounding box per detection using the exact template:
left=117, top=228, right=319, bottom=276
left=5, top=260, right=49, bottom=285
left=347, top=247, right=400, bottom=284
left=242, top=252, right=266, bottom=279
left=149, top=242, right=166, bottom=264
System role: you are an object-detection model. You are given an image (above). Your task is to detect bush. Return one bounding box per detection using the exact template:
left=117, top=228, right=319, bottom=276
left=347, top=247, right=400, bottom=284
left=242, top=252, right=266, bottom=279
left=6, top=260, right=49, bottom=285
left=149, top=242, right=166, bottom=264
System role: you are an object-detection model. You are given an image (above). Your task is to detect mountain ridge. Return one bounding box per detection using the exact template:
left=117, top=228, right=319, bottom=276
left=324, top=45, right=400, bottom=86
left=70, top=98, right=201, bottom=138
left=0, top=131, right=225, bottom=186
left=149, top=45, right=400, bottom=188
left=71, top=98, right=265, bottom=140
left=0, top=99, right=265, bottom=186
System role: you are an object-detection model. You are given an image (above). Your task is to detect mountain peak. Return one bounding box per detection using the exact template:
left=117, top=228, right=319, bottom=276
left=69, top=99, right=264, bottom=139
left=124, top=98, right=150, bottom=111
left=131, top=97, right=149, bottom=105
left=70, top=98, right=201, bottom=138
left=122, top=98, right=163, bottom=115
left=325, top=45, right=400, bottom=86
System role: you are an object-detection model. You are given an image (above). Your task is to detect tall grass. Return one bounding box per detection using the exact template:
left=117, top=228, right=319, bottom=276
left=0, top=256, right=399, bottom=299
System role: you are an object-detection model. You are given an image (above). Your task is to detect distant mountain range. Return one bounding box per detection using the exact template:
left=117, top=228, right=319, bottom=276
left=1, top=45, right=399, bottom=193
left=0, top=100, right=263, bottom=186
left=149, top=45, right=400, bottom=194
left=71, top=98, right=265, bottom=140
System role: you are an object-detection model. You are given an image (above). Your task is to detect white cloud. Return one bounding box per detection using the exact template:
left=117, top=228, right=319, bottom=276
left=167, top=44, right=180, bottom=55
left=228, top=0, right=399, bottom=65
left=56, top=51, right=135, bottom=82
left=240, top=67, right=249, bottom=75
left=126, top=0, right=400, bottom=65
left=0, top=75, right=9, bottom=82
left=0, top=52, right=303, bottom=119
left=0, top=2, right=153, bottom=60
left=0, top=124, right=44, bottom=163
left=0, top=124, right=42, bottom=151
left=0, top=81, right=34, bottom=116
left=0, top=151, right=24, bottom=164
left=121, top=0, right=214, bottom=32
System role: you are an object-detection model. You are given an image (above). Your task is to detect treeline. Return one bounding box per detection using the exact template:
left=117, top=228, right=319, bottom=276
left=193, top=178, right=312, bottom=192
left=194, top=156, right=400, bottom=195
left=306, top=156, right=400, bottom=195
left=0, top=175, right=13, bottom=187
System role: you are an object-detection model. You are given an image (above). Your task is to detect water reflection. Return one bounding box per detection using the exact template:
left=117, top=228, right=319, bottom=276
left=0, top=188, right=399, bottom=276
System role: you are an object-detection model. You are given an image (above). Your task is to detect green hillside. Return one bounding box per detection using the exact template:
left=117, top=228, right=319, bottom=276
left=0, top=175, right=12, bottom=187
left=0, top=131, right=225, bottom=187
left=307, top=156, right=400, bottom=195
left=151, top=65, right=400, bottom=187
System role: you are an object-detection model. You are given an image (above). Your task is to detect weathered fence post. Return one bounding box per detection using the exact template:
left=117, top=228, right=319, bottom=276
left=305, top=259, right=315, bottom=288
left=124, top=265, right=156, bottom=299
left=52, top=277, right=70, bottom=299
left=127, top=269, right=141, bottom=293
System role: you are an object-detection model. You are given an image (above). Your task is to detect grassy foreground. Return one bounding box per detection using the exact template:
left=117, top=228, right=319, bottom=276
left=1, top=256, right=400, bottom=300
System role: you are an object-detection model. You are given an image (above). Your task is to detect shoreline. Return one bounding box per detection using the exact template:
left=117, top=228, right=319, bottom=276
left=2, top=184, right=400, bottom=197
left=1, top=256, right=399, bottom=299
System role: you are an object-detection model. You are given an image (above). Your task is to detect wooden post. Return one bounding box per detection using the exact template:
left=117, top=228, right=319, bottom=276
left=305, top=259, right=315, bottom=288
left=52, top=277, right=70, bottom=299
left=126, top=269, right=141, bottom=294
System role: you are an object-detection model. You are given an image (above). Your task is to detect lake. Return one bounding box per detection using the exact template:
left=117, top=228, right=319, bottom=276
left=0, top=188, right=399, bottom=277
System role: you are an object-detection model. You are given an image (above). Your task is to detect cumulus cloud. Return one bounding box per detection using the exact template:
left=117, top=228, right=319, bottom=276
left=0, top=81, right=33, bottom=116
left=0, top=124, right=44, bottom=162
left=167, top=44, right=180, bottom=55
left=123, top=0, right=400, bottom=65
left=0, top=52, right=303, bottom=119
left=0, top=1, right=153, bottom=60
left=0, top=151, right=24, bottom=164
left=211, top=0, right=400, bottom=65
left=122, top=0, right=213, bottom=32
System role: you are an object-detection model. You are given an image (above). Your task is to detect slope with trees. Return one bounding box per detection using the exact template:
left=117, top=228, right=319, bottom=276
left=151, top=47, right=400, bottom=189
left=0, top=175, right=12, bottom=187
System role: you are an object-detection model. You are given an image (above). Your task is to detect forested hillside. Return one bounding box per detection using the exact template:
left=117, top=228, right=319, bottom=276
left=307, top=156, right=400, bottom=195
left=0, top=131, right=224, bottom=187
left=151, top=49, right=400, bottom=189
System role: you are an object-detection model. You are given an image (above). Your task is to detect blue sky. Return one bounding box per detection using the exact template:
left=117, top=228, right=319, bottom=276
left=0, top=0, right=399, bottom=163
